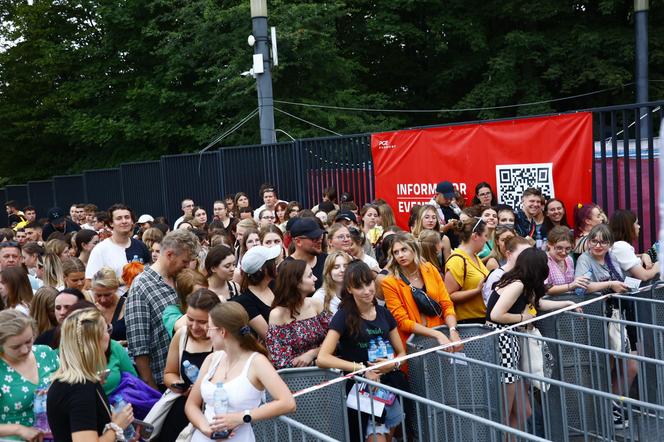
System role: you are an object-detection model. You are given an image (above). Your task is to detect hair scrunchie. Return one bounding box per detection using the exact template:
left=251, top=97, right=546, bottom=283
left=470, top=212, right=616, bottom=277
left=239, top=325, right=252, bottom=336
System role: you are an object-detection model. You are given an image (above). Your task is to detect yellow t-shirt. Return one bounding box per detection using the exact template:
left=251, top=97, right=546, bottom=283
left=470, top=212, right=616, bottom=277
left=445, top=248, right=489, bottom=321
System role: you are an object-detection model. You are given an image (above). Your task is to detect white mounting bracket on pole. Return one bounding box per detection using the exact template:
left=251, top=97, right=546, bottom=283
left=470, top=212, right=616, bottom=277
left=252, top=53, right=264, bottom=74
left=271, top=27, right=278, bottom=66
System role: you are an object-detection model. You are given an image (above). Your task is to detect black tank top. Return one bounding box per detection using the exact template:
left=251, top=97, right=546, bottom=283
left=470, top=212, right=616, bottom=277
left=180, top=333, right=212, bottom=385
left=110, top=297, right=127, bottom=342
left=485, top=288, right=528, bottom=323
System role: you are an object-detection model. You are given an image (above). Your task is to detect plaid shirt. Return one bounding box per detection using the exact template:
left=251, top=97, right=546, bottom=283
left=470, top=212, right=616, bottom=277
left=126, top=266, right=178, bottom=385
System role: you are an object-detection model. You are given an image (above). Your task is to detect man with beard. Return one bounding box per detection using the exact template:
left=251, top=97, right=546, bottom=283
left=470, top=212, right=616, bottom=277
left=41, top=207, right=81, bottom=241
left=284, top=217, right=326, bottom=290
left=126, top=229, right=199, bottom=390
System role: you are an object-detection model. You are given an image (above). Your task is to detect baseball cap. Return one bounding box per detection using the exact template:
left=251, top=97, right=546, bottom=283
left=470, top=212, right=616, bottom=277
left=334, top=209, right=357, bottom=224
left=435, top=181, right=456, bottom=198
left=290, top=217, right=325, bottom=239
left=47, top=207, right=66, bottom=224
left=137, top=214, right=154, bottom=224
left=241, top=245, right=281, bottom=275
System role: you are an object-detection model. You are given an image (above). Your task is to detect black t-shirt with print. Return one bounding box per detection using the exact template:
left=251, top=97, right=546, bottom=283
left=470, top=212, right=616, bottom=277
left=329, top=304, right=397, bottom=365
left=126, top=237, right=152, bottom=264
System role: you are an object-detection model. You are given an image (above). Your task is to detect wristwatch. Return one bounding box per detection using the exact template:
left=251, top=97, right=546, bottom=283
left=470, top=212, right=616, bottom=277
left=243, top=409, right=252, bottom=423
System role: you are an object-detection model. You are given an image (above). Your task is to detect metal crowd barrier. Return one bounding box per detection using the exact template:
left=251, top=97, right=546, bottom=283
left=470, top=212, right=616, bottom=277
left=406, top=324, right=501, bottom=441
left=253, top=367, right=349, bottom=442
left=347, top=375, right=547, bottom=442
left=253, top=286, right=664, bottom=441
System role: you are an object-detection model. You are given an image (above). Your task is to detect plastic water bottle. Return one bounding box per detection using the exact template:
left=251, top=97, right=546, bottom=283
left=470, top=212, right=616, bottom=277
left=111, top=395, right=136, bottom=441
left=575, top=270, right=593, bottom=296
left=367, top=340, right=377, bottom=362
left=183, top=360, right=200, bottom=383
left=212, top=383, right=231, bottom=439
left=376, top=337, right=387, bottom=359
left=33, top=389, right=50, bottom=433
left=385, top=343, right=395, bottom=360
left=535, top=229, right=543, bottom=249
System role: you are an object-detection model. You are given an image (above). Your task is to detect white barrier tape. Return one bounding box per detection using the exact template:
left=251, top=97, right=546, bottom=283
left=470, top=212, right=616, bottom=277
left=293, top=293, right=611, bottom=398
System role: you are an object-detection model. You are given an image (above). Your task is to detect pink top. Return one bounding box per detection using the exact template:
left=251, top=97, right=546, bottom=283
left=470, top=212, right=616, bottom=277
left=546, top=254, right=575, bottom=286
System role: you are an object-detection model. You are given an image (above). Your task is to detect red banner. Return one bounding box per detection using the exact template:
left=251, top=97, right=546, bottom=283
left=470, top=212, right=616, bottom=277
left=371, top=113, right=593, bottom=229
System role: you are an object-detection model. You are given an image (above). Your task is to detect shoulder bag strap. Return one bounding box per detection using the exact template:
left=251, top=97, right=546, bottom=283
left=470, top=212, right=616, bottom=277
left=178, top=328, right=188, bottom=368
left=447, top=253, right=467, bottom=281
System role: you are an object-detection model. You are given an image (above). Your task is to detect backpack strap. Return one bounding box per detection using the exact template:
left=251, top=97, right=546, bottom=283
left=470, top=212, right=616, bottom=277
left=446, top=253, right=467, bottom=282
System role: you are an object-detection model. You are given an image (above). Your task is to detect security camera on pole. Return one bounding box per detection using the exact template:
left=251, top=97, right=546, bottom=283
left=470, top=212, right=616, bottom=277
left=249, top=0, right=277, bottom=144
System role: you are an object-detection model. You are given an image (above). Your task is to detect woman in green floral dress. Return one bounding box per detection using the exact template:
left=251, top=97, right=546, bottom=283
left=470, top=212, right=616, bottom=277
left=0, top=310, right=59, bottom=441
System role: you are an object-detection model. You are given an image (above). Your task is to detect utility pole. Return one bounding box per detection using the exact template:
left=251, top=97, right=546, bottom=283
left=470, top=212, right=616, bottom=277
left=635, top=0, right=649, bottom=138
left=250, top=0, right=276, bottom=144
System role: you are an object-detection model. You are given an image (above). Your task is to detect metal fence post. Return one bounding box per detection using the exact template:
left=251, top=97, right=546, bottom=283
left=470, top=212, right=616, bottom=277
left=292, top=139, right=307, bottom=204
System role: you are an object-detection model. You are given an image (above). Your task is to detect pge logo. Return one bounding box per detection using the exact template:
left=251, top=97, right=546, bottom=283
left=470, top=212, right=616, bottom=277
left=378, top=140, right=397, bottom=150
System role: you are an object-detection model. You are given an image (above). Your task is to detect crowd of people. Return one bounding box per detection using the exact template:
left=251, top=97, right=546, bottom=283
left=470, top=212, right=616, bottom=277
left=0, top=180, right=657, bottom=441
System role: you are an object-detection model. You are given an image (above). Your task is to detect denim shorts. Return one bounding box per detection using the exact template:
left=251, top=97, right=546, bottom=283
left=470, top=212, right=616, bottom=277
left=365, top=398, right=403, bottom=436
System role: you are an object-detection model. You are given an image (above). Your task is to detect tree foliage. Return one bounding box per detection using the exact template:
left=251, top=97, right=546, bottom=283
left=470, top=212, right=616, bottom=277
left=0, top=0, right=663, bottom=183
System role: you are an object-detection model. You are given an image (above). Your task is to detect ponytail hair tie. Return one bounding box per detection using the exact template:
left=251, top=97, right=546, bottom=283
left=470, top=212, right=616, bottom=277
left=239, top=325, right=252, bottom=336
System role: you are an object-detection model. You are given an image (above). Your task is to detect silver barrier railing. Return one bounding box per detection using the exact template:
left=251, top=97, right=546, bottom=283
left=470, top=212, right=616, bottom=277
left=253, top=367, right=350, bottom=442
left=256, top=415, right=341, bottom=442
left=434, top=348, right=664, bottom=442
left=252, top=287, right=664, bottom=441
left=347, top=375, right=548, bottom=442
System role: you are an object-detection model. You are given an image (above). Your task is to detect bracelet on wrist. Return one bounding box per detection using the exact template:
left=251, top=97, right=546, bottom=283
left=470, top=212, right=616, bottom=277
left=104, top=423, right=126, bottom=442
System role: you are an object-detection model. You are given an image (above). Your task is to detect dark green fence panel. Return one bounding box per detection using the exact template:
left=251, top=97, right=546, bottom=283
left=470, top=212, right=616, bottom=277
left=120, top=161, right=165, bottom=222
left=160, top=152, right=224, bottom=226
left=53, top=175, right=87, bottom=212
left=27, top=180, right=55, bottom=220
left=84, top=168, right=124, bottom=212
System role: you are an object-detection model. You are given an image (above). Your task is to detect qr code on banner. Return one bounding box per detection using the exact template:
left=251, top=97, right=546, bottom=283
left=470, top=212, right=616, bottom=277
left=496, top=163, right=555, bottom=209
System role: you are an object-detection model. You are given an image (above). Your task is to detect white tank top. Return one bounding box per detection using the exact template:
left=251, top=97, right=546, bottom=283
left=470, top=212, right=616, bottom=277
left=191, top=351, right=264, bottom=442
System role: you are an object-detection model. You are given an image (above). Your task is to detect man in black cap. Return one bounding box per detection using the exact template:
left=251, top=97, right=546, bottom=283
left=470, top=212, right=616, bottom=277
left=334, top=209, right=358, bottom=227
left=285, top=217, right=327, bottom=290
left=41, top=207, right=81, bottom=241
left=429, top=181, right=461, bottom=248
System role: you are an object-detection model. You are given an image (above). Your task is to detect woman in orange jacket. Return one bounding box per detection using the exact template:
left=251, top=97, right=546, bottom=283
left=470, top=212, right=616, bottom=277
left=381, top=232, right=462, bottom=353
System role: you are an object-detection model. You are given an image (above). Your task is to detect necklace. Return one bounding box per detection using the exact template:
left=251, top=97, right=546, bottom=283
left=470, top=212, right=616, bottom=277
left=222, top=355, right=244, bottom=381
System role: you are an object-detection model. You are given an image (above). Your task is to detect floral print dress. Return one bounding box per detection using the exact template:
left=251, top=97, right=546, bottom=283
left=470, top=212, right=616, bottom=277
left=266, top=311, right=331, bottom=369
left=0, top=345, right=59, bottom=432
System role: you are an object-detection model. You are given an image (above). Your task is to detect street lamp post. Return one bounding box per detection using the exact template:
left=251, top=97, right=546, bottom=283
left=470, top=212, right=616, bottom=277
left=635, top=0, right=649, bottom=138
left=250, top=0, right=276, bottom=144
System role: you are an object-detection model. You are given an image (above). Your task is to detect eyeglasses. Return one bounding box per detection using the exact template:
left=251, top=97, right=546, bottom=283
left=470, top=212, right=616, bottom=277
left=472, top=217, right=484, bottom=233
left=553, top=245, right=572, bottom=253
left=589, top=239, right=610, bottom=247
left=261, top=216, right=275, bottom=220
left=477, top=191, right=492, bottom=198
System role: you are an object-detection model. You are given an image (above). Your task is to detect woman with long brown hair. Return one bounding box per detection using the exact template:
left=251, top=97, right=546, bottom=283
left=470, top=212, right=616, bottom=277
left=185, top=302, right=295, bottom=441
left=0, top=266, right=33, bottom=314
left=266, top=259, right=330, bottom=369
left=318, top=260, right=407, bottom=442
